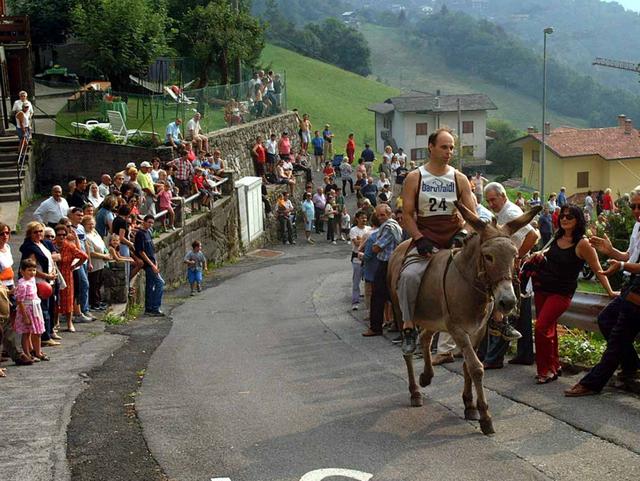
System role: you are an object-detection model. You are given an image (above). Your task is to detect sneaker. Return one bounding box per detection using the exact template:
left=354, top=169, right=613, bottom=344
left=42, top=339, right=61, bottom=347
left=145, top=310, right=166, bottom=317
left=401, top=328, right=418, bottom=355
left=190, top=291, right=195, bottom=296
left=352, top=304, right=359, bottom=311
left=291, top=240, right=296, bottom=245
left=75, top=313, right=96, bottom=323
left=332, top=240, right=337, bottom=245
left=500, top=323, right=522, bottom=341
left=340, top=235, right=346, bottom=241
left=391, top=334, right=403, bottom=344
left=307, top=238, right=315, bottom=244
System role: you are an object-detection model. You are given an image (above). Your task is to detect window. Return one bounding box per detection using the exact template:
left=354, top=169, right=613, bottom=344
left=411, top=148, right=428, bottom=161
left=415, top=122, right=428, bottom=136
left=461, top=146, right=474, bottom=157
left=577, top=171, right=589, bottom=189
left=383, top=116, right=392, bottom=129
left=532, top=150, right=540, bottom=163
left=462, top=121, right=474, bottom=134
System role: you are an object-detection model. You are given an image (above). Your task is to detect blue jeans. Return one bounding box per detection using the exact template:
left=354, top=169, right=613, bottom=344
left=77, top=263, right=90, bottom=314
left=144, top=266, right=164, bottom=313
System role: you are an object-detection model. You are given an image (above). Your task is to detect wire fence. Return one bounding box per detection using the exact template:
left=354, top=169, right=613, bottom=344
left=50, top=74, right=287, bottom=142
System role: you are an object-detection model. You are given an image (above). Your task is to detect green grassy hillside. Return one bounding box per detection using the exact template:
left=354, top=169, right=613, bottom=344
left=260, top=43, right=399, bottom=153
left=361, top=24, right=588, bottom=130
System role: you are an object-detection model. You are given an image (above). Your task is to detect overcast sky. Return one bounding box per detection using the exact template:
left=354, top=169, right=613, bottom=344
left=606, top=0, right=640, bottom=12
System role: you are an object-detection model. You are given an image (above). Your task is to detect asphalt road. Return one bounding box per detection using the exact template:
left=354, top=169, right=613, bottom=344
left=137, top=242, right=640, bottom=481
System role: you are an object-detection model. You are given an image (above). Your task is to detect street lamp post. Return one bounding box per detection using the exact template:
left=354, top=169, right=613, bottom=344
left=541, top=26, right=553, bottom=201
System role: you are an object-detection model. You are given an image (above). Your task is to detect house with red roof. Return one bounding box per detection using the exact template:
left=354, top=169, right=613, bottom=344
left=512, top=115, right=640, bottom=196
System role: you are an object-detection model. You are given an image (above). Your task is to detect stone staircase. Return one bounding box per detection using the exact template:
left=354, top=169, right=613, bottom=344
left=0, top=136, right=24, bottom=203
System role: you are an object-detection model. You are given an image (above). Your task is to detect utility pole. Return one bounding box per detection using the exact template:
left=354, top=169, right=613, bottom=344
left=231, top=0, right=242, bottom=84
left=541, top=27, right=553, bottom=200
left=457, top=97, right=462, bottom=172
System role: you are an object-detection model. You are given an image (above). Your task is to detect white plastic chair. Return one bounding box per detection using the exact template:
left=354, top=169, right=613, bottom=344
left=106, top=110, right=141, bottom=142
left=70, top=119, right=111, bottom=132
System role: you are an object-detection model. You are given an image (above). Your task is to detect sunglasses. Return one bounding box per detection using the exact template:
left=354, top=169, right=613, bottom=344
left=559, top=213, right=575, bottom=220
left=0, top=231, right=9, bottom=236
left=56, top=232, right=67, bottom=237
left=45, top=234, right=55, bottom=239
left=34, top=229, right=44, bottom=233
left=630, top=203, right=640, bottom=210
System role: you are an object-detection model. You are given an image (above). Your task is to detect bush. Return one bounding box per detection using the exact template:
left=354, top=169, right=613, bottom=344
left=559, top=328, right=606, bottom=367
left=87, top=126, right=117, bottom=143
left=127, top=134, right=158, bottom=149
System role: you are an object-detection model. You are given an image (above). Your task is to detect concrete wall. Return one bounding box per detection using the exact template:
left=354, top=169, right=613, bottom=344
left=32, top=134, right=156, bottom=193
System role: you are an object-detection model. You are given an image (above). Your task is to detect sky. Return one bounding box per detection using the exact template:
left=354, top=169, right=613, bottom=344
left=606, top=0, right=640, bottom=12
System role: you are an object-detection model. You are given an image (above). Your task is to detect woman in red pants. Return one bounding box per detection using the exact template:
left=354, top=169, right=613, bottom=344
left=531, top=205, right=616, bottom=384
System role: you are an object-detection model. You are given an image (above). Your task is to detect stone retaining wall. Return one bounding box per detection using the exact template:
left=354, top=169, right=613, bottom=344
left=205, top=112, right=300, bottom=178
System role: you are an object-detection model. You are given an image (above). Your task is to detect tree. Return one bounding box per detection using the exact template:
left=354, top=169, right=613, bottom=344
left=486, top=119, right=523, bottom=178
left=308, top=18, right=371, bottom=76
left=72, top=0, right=170, bottom=91
left=177, top=0, right=265, bottom=86
left=8, top=0, right=78, bottom=70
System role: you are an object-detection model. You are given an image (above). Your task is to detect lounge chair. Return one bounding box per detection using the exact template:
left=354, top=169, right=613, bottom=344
left=163, top=86, right=195, bottom=104
left=106, top=110, right=143, bottom=142
left=70, top=120, right=111, bottom=132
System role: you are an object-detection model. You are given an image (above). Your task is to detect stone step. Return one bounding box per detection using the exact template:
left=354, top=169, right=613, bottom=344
left=0, top=191, right=20, bottom=202
left=0, top=172, right=20, bottom=181
left=0, top=182, right=20, bottom=194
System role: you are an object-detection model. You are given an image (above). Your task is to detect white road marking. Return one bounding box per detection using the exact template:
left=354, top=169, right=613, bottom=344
left=299, top=468, right=373, bottom=481
left=211, top=478, right=232, bottom=481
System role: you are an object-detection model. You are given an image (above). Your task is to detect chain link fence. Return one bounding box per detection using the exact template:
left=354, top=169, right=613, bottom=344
left=47, top=73, right=287, bottom=143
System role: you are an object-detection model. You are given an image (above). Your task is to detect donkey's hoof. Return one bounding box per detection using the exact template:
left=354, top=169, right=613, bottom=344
left=464, top=408, right=480, bottom=421
left=410, top=394, right=423, bottom=407
left=479, top=418, right=495, bottom=435
left=419, top=373, right=433, bottom=387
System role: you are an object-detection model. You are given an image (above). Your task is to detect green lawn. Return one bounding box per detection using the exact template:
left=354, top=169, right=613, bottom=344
left=361, top=24, right=588, bottom=131
left=260, top=43, right=400, bottom=153
left=55, top=96, right=228, bottom=138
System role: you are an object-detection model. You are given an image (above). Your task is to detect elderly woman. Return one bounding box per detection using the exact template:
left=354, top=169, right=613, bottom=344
left=19, top=221, right=58, bottom=344
left=53, top=224, right=88, bottom=333
left=87, top=182, right=104, bottom=209
left=83, top=216, right=110, bottom=311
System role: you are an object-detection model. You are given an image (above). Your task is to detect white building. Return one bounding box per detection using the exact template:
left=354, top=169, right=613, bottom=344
left=367, top=91, right=497, bottom=167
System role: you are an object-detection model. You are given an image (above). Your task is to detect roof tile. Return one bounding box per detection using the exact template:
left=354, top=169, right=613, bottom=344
left=530, top=126, right=640, bottom=160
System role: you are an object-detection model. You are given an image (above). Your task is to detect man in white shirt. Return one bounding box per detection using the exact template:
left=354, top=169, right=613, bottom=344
left=266, top=133, right=278, bottom=174
left=98, top=174, right=112, bottom=197
left=186, top=112, right=208, bottom=153
left=12, top=91, right=32, bottom=122
left=33, top=185, right=69, bottom=227
left=482, top=181, right=540, bottom=368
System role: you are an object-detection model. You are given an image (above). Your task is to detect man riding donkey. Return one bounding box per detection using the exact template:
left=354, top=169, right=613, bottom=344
left=396, top=127, right=521, bottom=354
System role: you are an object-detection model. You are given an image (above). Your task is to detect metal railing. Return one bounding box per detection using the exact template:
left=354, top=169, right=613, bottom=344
left=16, top=136, right=30, bottom=204
left=154, top=177, right=229, bottom=230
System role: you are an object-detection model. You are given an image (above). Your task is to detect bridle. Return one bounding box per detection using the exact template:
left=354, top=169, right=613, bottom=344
left=443, top=234, right=515, bottom=317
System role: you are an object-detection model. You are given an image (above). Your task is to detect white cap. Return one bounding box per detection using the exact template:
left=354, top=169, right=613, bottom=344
left=140, top=161, right=152, bottom=168
left=126, top=162, right=136, bottom=169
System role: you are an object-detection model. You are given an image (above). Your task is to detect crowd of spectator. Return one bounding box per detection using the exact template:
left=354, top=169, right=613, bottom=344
left=0, top=133, right=234, bottom=375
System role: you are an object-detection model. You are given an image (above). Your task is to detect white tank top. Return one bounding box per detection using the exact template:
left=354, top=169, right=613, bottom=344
left=417, top=165, right=458, bottom=218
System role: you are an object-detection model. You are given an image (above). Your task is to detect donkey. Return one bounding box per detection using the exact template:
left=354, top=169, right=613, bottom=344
left=387, top=203, right=541, bottom=435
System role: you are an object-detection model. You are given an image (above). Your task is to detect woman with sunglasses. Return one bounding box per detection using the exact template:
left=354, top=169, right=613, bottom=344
left=566, top=188, right=640, bottom=396
left=19, top=222, right=60, bottom=346
left=530, top=205, right=615, bottom=384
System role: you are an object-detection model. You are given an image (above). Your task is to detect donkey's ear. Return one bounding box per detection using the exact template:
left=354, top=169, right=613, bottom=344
left=454, top=201, right=486, bottom=232
left=503, top=205, right=541, bottom=236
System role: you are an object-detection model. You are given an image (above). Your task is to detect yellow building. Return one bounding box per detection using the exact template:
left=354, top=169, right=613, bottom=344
left=512, top=115, right=640, bottom=197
